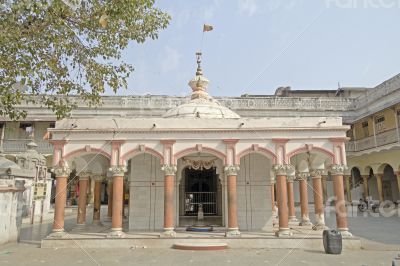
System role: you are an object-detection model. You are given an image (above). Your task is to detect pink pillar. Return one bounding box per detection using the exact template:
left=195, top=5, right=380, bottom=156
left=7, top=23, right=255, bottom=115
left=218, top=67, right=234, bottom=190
left=93, top=177, right=102, bottom=224
left=161, top=164, right=177, bottom=237
left=330, top=165, right=352, bottom=237
left=287, top=176, right=298, bottom=223
left=298, top=174, right=311, bottom=226
left=51, top=163, right=70, bottom=237
left=76, top=176, right=89, bottom=225
left=274, top=164, right=292, bottom=237
left=311, top=169, right=325, bottom=230
left=107, top=167, right=126, bottom=238
left=225, top=165, right=241, bottom=236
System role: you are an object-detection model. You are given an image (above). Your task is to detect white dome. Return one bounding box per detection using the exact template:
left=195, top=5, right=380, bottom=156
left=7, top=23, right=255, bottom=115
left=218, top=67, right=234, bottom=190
left=163, top=98, right=240, bottom=119
left=164, top=52, right=240, bottom=119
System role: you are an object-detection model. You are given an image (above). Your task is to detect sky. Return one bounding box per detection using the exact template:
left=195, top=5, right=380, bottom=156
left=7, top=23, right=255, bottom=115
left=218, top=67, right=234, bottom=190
left=112, top=0, right=400, bottom=97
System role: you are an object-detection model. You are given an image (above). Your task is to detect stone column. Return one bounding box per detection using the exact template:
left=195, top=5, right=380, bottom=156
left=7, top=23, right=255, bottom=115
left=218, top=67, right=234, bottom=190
left=107, top=166, right=126, bottom=238
left=107, top=179, right=113, bottom=221
left=330, top=165, right=352, bottom=237
left=93, top=175, right=103, bottom=225
left=273, top=164, right=292, bottom=237
left=51, top=163, right=70, bottom=237
left=376, top=174, right=384, bottom=203
left=224, top=165, right=241, bottom=237
left=298, top=172, right=311, bottom=226
left=271, top=180, right=276, bottom=216
left=161, top=164, right=177, bottom=237
left=76, top=172, right=90, bottom=227
left=362, top=175, right=369, bottom=200
left=321, top=175, right=328, bottom=204
left=286, top=175, right=298, bottom=223
left=396, top=172, right=400, bottom=198
left=310, top=169, right=325, bottom=230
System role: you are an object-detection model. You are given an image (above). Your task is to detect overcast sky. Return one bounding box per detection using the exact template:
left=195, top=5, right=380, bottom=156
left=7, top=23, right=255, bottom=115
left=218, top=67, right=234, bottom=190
left=112, top=0, right=400, bottom=97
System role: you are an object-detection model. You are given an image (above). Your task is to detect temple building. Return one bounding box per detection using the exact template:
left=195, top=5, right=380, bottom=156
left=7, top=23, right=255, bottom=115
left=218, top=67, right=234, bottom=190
left=0, top=53, right=399, bottom=241
left=46, top=53, right=351, bottom=238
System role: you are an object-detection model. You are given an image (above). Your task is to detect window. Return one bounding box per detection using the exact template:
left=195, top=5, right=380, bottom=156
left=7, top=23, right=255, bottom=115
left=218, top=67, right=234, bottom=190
left=375, top=115, right=385, bottom=133
left=362, top=121, right=369, bottom=138
left=49, top=122, right=56, bottom=128
left=19, top=122, right=33, bottom=138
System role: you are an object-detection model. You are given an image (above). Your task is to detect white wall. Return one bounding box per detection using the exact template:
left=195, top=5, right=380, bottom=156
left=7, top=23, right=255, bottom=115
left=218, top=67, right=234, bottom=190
left=237, top=153, right=272, bottom=231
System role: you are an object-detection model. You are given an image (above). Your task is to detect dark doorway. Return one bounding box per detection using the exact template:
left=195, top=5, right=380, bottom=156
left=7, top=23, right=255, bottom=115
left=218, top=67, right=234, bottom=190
left=184, top=167, right=217, bottom=216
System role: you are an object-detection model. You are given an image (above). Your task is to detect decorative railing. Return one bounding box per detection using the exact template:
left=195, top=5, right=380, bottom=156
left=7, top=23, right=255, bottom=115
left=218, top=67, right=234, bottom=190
left=184, top=192, right=217, bottom=216
left=346, top=128, right=399, bottom=152
left=2, top=139, right=53, bottom=154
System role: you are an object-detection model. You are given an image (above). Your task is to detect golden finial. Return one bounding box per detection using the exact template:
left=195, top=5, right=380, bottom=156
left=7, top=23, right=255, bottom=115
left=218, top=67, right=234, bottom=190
left=195, top=52, right=202, bottom=76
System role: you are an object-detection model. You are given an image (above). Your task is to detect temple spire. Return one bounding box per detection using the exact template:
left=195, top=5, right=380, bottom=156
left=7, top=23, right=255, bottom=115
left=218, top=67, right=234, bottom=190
left=189, top=52, right=210, bottom=100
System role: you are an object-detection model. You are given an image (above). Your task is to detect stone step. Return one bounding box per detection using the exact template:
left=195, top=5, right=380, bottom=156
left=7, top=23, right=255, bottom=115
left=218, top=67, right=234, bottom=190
left=173, top=242, right=228, bottom=251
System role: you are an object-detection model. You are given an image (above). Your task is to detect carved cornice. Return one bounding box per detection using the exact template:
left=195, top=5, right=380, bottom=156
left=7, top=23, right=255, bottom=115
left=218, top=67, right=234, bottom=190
left=309, top=169, right=325, bottom=179
left=161, top=164, right=177, bottom=176
left=273, top=164, right=295, bottom=176
left=224, top=165, right=240, bottom=176
left=328, top=164, right=348, bottom=176
left=183, top=158, right=216, bottom=170
left=109, top=166, right=127, bottom=177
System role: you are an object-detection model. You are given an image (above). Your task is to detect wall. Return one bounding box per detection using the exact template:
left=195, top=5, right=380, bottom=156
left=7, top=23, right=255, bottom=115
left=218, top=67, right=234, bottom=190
left=0, top=179, right=24, bottom=245
left=128, top=153, right=164, bottom=231
left=237, top=153, right=272, bottom=231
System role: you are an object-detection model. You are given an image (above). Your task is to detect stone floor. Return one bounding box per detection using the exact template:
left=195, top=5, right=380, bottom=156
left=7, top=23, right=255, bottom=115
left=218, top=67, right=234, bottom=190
left=1, top=205, right=399, bottom=266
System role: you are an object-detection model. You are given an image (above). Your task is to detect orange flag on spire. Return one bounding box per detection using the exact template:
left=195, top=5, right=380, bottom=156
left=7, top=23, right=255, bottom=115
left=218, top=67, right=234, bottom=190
left=203, top=24, right=213, bottom=32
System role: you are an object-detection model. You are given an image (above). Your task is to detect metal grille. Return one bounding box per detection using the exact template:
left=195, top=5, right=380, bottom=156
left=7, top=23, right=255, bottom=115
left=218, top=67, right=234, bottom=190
left=184, top=192, right=217, bottom=215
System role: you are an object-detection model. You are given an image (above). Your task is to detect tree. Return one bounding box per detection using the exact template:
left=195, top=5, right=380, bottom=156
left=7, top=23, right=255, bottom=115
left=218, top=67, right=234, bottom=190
left=0, top=0, right=170, bottom=120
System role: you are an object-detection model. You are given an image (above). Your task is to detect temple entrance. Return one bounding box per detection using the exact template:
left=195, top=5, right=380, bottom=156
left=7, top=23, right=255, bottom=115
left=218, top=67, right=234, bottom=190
left=184, top=167, right=218, bottom=216
left=178, top=161, right=223, bottom=227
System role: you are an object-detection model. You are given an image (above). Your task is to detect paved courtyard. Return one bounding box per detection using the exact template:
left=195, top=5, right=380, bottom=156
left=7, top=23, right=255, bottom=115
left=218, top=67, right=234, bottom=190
left=0, top=206, right=399, bottom=266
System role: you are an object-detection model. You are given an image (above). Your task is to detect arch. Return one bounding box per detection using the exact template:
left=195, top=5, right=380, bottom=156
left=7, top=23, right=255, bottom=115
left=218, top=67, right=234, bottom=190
left=122, top=147, right=164, bottom=165
left=364, top=166, right=374, bottom=176
left=173, top=147, right=226, bottom=165
left=64, top=148, right=111, bottom=161
left=286, top=146, right=335, bottom=164
left=377, top=163, right=394, bottom=174
left=236, top=146, right=277, bottom=164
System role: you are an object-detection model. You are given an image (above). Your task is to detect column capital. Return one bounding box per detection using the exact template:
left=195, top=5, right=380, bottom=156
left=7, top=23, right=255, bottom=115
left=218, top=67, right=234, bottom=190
left=296, top=172, right=309, bottom=181
left=286, top=175, right=295, bottom=183
left=309, top=169, right=325, bottom=179
left=109, top=166, right=127, bottom=177
left=161, top=164, right=177, bottom=176
left=54, top=163, right=70, bottom=177
left=224, top=165, right=240, bottom=176
left=92, top=174, right=105, bottom=182
left=79, top=171, right=91, bottom=181
left=328, top=164, right=348, bottom=176
left=273, top=164, right=294, bottom=176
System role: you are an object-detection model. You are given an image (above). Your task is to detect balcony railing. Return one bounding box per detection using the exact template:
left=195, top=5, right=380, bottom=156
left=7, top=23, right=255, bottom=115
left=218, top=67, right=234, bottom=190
left=2, top=139, right=53, bottom=154
left=346, top=127, right=399, bottom=152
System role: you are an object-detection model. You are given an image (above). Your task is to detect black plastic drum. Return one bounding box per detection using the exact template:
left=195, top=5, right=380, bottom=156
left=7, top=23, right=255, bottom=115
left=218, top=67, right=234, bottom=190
left=323, top=229, right=342, bottom=254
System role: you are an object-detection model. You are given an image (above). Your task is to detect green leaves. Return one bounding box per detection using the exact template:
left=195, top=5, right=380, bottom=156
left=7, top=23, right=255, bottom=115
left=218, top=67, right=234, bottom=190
left=0, top=0, right=170, bottom=120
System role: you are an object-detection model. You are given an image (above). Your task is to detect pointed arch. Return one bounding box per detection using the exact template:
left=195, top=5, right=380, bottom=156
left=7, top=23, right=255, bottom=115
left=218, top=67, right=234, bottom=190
left=236, top=146, right=277, bottom=164
left=64, top=147, right=111, bottom=161
left=122, top=147, right=164, bottom=165
left=173, top=147, right=226, bottom=165
left=286, top=146, right=335, bottom=164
